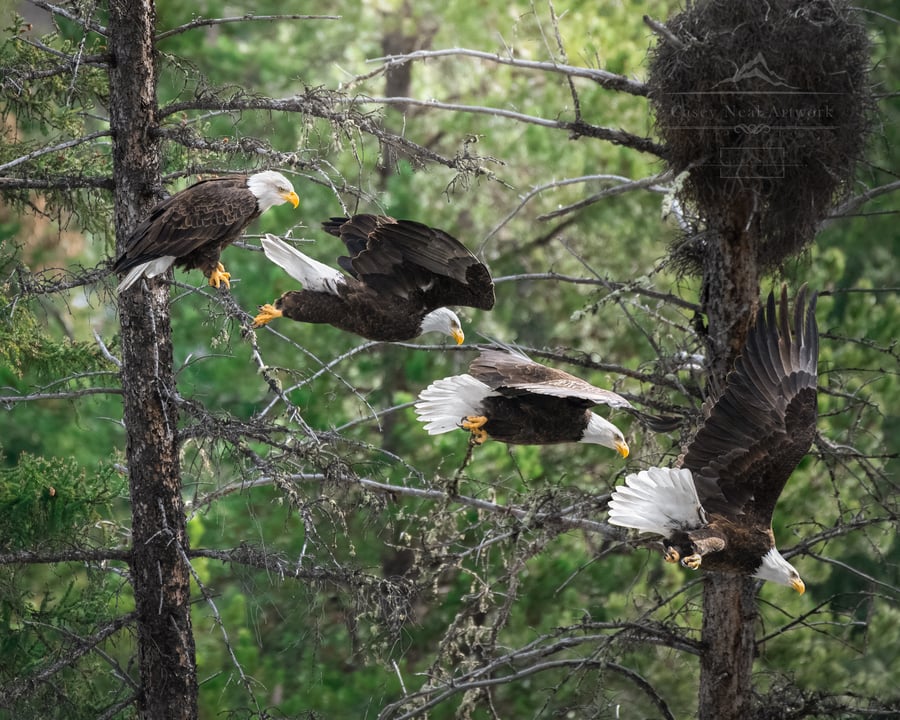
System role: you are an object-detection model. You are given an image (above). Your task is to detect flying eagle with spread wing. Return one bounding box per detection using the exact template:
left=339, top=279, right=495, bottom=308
left=252, top=215, right=495, bottom=343
left=415, top=346, right=640, bottom=456
left=608, top=285, right=818, bottom=592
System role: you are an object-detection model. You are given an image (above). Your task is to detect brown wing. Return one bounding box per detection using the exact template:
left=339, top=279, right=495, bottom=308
left=682, top=285, right=819, bottom=523
left=321, top=215, right=495, bottom=311
left=468, top=348, right=633, bottom=409
left=113, top=176, right=259, bottom=272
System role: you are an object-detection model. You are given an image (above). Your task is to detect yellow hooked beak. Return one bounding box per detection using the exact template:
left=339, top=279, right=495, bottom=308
left=615, top=439, right=630, bottom=458
left=791, top=577, right=806, bottom=595
left=283, top=190, right=300, bottom=208
left=451, top=326, right=465, bottom=345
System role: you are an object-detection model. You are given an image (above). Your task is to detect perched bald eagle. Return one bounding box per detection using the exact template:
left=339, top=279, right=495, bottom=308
left=113, top=171, right=299, bottom=293
left=252, top=214, right=495, bottom=343
left=415, top=347, right=636, bottom=455
left=608, top=285, right=818, bottom=592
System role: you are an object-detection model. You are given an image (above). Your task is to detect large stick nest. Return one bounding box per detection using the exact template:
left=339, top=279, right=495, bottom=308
left=648, top=0, right=874, bottom=273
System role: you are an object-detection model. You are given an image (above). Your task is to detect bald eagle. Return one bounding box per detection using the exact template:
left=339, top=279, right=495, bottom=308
left=608, top=285, right=818, bottom=592
left=252, top=214, right=495, bottom=343
left=113, top=171, right=299, bottom=293
left=415, top=347, right=635, bottom=455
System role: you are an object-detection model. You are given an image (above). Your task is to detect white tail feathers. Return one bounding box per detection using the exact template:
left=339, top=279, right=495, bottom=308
left=414, top=374, right=492, bottom=434
left=608, top=467, right=706, bottom=536
left=261, top=234, right=344, bottom=294
left=116, top=256, right=177, bottom=293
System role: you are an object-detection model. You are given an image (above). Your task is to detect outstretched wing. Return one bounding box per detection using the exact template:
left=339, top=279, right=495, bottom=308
left=682, top=285, right=819, bottom=522
left=260, top=234, right=345, bottom=295
left=468, top=347, right=633, bottom=409
left=114, top=177, right=257, bottom=271
left=321, top=215, right=495, bottom=310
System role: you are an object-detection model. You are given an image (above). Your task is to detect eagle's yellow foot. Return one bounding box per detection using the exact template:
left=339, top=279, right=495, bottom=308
left=461, top=415, right=489, bottom=444
left=208, top=262, right=231, bottom=290
left=253, top=303, right=283, bottom=328
left=664, top=546, right=680, bottom=564
left=681, top=553, right=702, bottom=570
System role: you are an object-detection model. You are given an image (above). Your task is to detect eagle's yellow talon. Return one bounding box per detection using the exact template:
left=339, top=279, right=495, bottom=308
left=681, top=553, right=702, bottom=570
left=208, top=262, right=231, bottom=289
left=664, top=546, right=680, bottom=564
left=253, top=303, right=283, bottom=328
left=461, top=415, right=489, bottom=444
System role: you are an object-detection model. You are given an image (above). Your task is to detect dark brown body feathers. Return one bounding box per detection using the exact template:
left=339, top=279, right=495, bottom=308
left=673, top=286, right=819, bottom=572
left=273, top=214, right=494, bottom=341
left=113, top=176, right=260, bottom=277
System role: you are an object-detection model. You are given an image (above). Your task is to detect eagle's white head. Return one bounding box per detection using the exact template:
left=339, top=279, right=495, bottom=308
left=581, top=413, right=629, bottom=457
left=420, top=307, right=464, bottom=344
left=755, top=547, right=805, bottom=593
left=247, top=171, right=299, bottom=213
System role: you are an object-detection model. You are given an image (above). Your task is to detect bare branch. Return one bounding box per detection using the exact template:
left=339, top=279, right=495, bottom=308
left=0, top=175, right=115, bottom=191
left=0, top=548, right=131, bottom=565
left=643, top=15, right=685, bottom=49
left=189, top=471, right=620, bottom=540
left=158, top=90, right=506, bottom=178
left=0, top=387, right=123, bottom=405
left=93, top=329, right=122, bottom=369
left=365, top=47, right=648, bottom=96
left=96, top=696, right=139, bottom=720
left=785, top=516, right=896, bottom=561
left=14, top=263, right=113, bottom=296
left=491, top=274, right=701, bottom=312
left=156, top=14, right=340, bottom=42
left=256, top=339, right=381, bottom=420
left=822, top=179, right=900, bottom=230
left=379, top=629, right=685, bottom=720
left=26, top=1, right=108, bottom=36
left=176, top=542, right=262, bottom=713
left=483, top=172, right=669, bottom=243
left=345, top=95, right=666, bottom=157
left=25, top=619, right=139, bottom=691
left=0, top=612, right=136, bottom=706
left=805, top=551, right=899, bottom=595
left=537, top=171, right=671, bottom=220
left=2, top=53, right=109, bottom=83
left=189, top=546, right=390, bottom=586
left=0, top=130, right=112, bottom=173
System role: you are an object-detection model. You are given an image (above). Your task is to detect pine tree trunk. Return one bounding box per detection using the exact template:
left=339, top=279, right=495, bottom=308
left=696, top=209, right=759, bottom=720
left=107, top=1, right=199, bottom=717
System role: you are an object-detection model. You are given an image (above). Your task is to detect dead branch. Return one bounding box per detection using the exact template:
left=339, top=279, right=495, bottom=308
left=0, top=612, right=136, bottom=706
left=26, top=1, right=108, bottom=35
left=0, top=548, right=131, bottom=565
left=346, top=95, right=666, bottom=157
left=0, top=130, right=112, bottom=173
left=364, top=47, right=648, bottom=96
left=0, top=387, right=122, bottom=405
left=155, top=14, right=340, bottom=42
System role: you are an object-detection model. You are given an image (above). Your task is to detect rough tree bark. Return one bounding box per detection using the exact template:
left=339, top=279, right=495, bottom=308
left=696, top=202, right=760, bottom=720
left=107, top=1, right=198, bottom=717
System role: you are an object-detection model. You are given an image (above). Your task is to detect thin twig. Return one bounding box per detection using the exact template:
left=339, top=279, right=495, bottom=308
left=822, top=179, right=900, bottom=230
left=156, top=14, right=340, bottom=41
left=342, top=95, right=665, bottom=157
left=176, top=542, right=262, bottom=713
left=0, top=387, right=123, bottom=405
left=365, top=47, right=648, bottom=96
left=482, top=172, right=669, bottom=245
left=537, top=171, right=671, bottom=220
left=643, top=15, right=685, bottom=49
left=0, top=130, right=112, bottom=173
left=0, top=612, right=136, bottom=705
